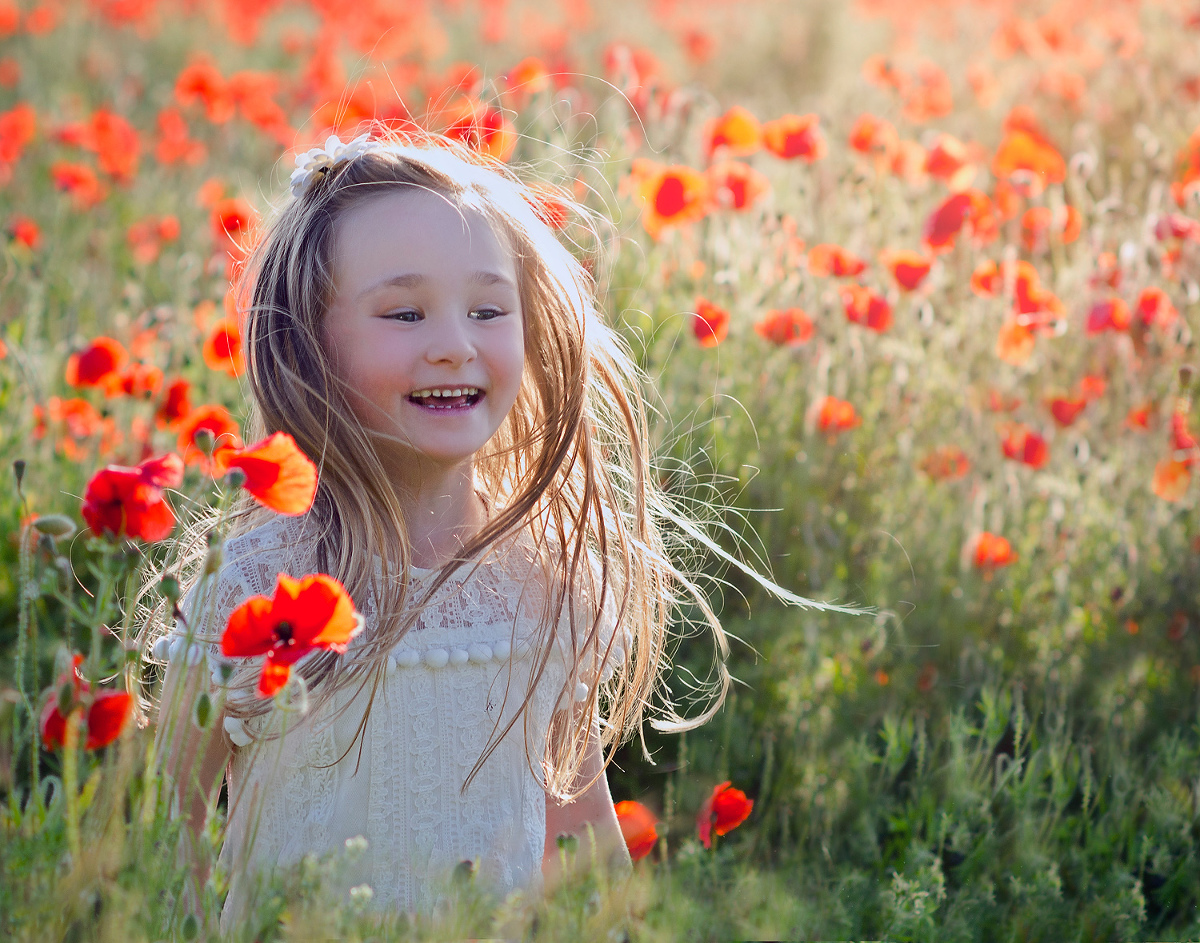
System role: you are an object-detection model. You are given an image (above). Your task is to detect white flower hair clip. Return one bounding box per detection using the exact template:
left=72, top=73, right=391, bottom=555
left=289, top=133, right=376, bottom=199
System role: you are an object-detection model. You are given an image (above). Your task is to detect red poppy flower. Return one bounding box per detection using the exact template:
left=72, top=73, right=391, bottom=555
left=697, top=781, right=753, bottom=849
left=51, top=162, right=107, bottom=210
left=155, top=106, right=206, bottom=166
left=879, top=249, right=932, bottom=291
left=705, top=106, right=761, bottom=159
left=1136, top=287, right=1178, bottom=328
left=614, top=800, right=658, bottom=862
left=840, top=284, right=892, bottom=332
left=65, top=336, right=127, bottom=388
left=706, top=161, right=769, bottom=211
left=443, top=100, right=517, bottom=162
left=901, top=61, right=953, bottom=123
left=1125, top=404, right=1152, bottom=430
left=986, top=389, right=1022, bottom=413
left=203, top=316, right=244, bottom=377
left=86, top=108, right=140, bottom=182
left=111, top=362, right=164, bottom=399
left=7, top=213, right=39, bottom=249
left=817, top=396, right=860, bottom=435
left=692, top=298, right=730, bottom=347
left=924, top=134, right=980, bottom=189
left=1021, top=205, right=1082, bottom=251
left=1048, top=396, right=1087, bottom=427
left=973, top=532, right=1016, bottom=570
left=971, top=260, right=1003, bottom=297
left=156, top=378, right=192, bottom=428
left=502, top=57, right=550, bottom=102
left=848, top=113, right=898, bottom=160
left=1154, top=213, right=1200, bottom=242
left=1171, top=412, right=1198, bottom=464
left=762, top=114, right=826, bottom=162
left=923, top=189, right=996, bottom=253
left=222, top=572, right=359, bottom=697
left=1085, top=297, right=1131, bottom=333
left=1000, top=424, right=1049, bottom=468
left=211, top=196, right=258, bottom=260
left=808, top=243, right=866, bottom=278
left=40, top=655, right=132, bottom=751
left=1171, top=127, right=1200, bottom=208
left=81, top=453, right=184, bottom=542
left=754, top=308, right=813, bottom=347
left=526, top=184, right=569, bottom=230
left=0, top=102, right=36, bottom=169
left=635, top=162, right=710, bottom=239
left=996, top=320, right=1035, bottom=365
left=215, top=432, right=318, bottom=515
left=1078, top=375, right=1106, bottom=401
left=175, top=54, right=235, bottom=123
left=177, top=404, right=243, bottom=467
left=919, top=445, right=971, bottom=480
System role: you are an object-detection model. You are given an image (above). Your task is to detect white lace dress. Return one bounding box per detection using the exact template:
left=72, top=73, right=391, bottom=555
left=163, top=515, right=625, bottom=928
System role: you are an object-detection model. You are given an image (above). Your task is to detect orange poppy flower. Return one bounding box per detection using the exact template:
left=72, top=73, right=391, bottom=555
left=879, top=249, right=932, bottom=291
left=86, top=108, right=140, bottom=182
left=692, top=298, right=730, bottom=347
left=203, top=316, right=244, bottom=377
left=1171, top=127, right=1200, bottom=208
left=1136, top=287, right=1178, bottom=328
left=502, top=57, right=550, bottom=102
left=40, top=655, right=133, bottom=751
left=992, top=118, right=1066, bottom=197
left=986, top=389, right=1022, bottom=412
left=1000, top=423, right=1049, bottom=468
left=924, top=134, right=979, bottom=190
left=636, top=163, right=709, bottom=239
left=1048, top=396, right=1087, bottom=427
left=923, top=189, right=996, bottom=253
left=81, top=453, right=184, bottom=543
left=175, top=54, right=235, bottom=123
left=1152, top=458, right=1190, bottom=501
left=848, top=113, right=898, bottom=161
left=49, top=396, right=103, bottom=440
left=817, top=396, right=860, bottom=435
left=1078, top=375, right=1106, bottom=402
left=526, top=183, right=569, bottom=230
left=901, top=61, right=953, bottom=123
left=222, top=572, right=359, bottom=697
left=862, top=54, right=907, bottom=93
left=889, top=140, right=927, bottom=184
left=971, top=260, right=1003, bottom=297
left=111, top=362, right=164, bottom=399
left=762, top=114, right=826, bottom=162
left=155, top=106, right=206, bottom=166
left=706, top=161, right=769, bottom=211
left=754, top=308, right=813, bottom=347
left=919, top=445, right=971, bottom=480
left=840, top=284, right=892, bottom=332
left=996, top=320, right=1035, bottom=366
left=1125, top=404, right=1152, bottom=431
left=65, top=336, right=127, bottom=388
left=51, top=162, right=107, bottom=210
left=972, top=532, right=1016, bottom=570
left=704, top=105, right=761, bottom=158
left=211, top=196, right=258, bottom=259
left=177, top=404, right=243, bottom=467
left=614, top=800, right=658, bottom=862
left=215, top=432, right=318, bottom=516
left=808, top=243, right=866, bottom=278
left=156, top=378, right=192, bottom=429
left=1085, top=297, right=1131, bottom=334
left=1020, top=205, right=1082, bottom=251
left=442, top=100, right=516, bottom=163
left=697, top=781, right=752, bottom=849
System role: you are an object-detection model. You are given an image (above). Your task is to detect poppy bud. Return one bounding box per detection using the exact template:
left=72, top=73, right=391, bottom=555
left=12, top=458, right=25, bottom=489
left=33, top=514, right=76, bottom=538
left=160, top=573, right=181, bottom=604
left=225, top=467, right=247, bottom=489
left=556, top=832, right=579, bottom=855
left=180, top=913, right=199, bottom=941
left=57, top=680, right=76, bottom=718
left=193, top=428, right=215, bottom=455
left=193, top=691, right=213, bottom=730
left=453, top=859, right=476, bottom=884
left=1180, top=365, right=1195, bottom=391
left=36, top=533, right=56, bottom=556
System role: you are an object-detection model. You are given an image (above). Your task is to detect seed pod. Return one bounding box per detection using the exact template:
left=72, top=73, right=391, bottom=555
left=33, top=514, right=76, bottom=538
left=160, top=573, right=181, bottom=604
left=12, top=459, right=26, bottom=489
left=193, top=428, right=215, bottom=455
left=225, top=467, right=247, bottom=489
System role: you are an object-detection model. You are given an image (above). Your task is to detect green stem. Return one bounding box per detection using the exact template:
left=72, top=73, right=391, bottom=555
left=63, top=708, right=81, bottom=862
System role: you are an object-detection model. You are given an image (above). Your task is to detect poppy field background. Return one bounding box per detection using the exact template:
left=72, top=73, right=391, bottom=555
left=3, top=0, right=1200, bottom=939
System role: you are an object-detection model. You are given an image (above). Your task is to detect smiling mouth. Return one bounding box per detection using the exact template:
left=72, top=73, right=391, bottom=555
left=407, top=386, right=485, bottom=409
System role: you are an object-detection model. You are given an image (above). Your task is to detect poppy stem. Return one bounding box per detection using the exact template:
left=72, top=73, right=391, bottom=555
left=63, top=707, right=82, bottom=862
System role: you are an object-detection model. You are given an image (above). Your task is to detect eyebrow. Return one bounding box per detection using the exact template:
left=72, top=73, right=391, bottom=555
left=358, top=271, right=516, bottom=298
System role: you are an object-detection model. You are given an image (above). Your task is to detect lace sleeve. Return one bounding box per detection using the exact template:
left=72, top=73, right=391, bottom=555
left=153, top=561, right=252, bottom=687
left=554, top=560, right=633, bottom=707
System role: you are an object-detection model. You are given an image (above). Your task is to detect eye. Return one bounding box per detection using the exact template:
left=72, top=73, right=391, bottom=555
left=469, top=306, right=508, bottom=321
left=383, top=309, right=421, bottom=322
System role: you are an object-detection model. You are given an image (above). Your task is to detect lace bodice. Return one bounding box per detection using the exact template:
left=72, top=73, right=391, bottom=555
left=164, top=514, right=626, bottom=927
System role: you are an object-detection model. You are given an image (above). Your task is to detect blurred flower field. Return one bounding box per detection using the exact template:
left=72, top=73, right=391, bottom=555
left=3, top=0, right=1200, bottom=938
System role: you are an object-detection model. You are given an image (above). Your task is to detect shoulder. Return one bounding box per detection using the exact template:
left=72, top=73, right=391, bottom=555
left=221, top=513, right=320, bottom=597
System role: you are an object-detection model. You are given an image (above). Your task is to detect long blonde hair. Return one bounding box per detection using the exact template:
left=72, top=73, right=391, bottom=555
left=147, top=132, right=852, bottom=799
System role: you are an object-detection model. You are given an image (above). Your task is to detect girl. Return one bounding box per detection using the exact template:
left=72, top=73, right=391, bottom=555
left=148, top=133, right=842, bottom=930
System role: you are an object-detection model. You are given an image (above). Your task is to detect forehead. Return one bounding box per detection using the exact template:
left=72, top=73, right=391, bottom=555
left=331, top=187, right=518, bottom=293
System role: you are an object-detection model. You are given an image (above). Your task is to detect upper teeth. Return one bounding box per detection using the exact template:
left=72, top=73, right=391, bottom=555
left=411, top=387, right=480, bottom=398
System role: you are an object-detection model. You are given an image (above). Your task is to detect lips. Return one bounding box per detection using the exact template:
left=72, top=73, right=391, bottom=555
left=407, top=386, right=484, bottom=409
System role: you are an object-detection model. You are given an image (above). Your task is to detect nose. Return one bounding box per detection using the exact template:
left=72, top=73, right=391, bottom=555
left=423, top=311, right=477, bottom=366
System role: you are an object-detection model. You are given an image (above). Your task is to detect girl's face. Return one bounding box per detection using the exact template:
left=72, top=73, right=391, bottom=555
left=323, top=188, right=525, bottom=478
